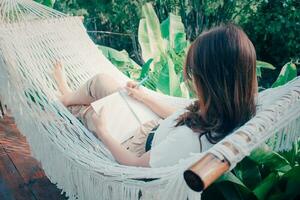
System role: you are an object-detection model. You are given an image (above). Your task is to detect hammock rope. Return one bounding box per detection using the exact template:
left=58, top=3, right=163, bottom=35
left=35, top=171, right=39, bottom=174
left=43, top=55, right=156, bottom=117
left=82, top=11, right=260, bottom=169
left=0, top=0, right=299, bottom=199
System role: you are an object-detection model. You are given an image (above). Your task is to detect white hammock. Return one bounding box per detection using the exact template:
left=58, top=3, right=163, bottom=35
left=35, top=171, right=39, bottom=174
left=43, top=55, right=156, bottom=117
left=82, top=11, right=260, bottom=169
left=0, top=0, right=299, bottom=199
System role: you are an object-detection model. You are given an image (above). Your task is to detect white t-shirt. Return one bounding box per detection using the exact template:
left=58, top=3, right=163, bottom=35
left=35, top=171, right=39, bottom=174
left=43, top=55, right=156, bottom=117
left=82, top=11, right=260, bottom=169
left=149, top=109, right=214, bottom=167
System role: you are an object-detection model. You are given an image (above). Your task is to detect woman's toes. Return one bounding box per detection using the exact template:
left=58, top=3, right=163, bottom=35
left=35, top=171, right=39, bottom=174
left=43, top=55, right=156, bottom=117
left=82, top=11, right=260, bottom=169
left=53, top=62, right=67, bottom=85
left=53, top=61, right=64, bottom=76
left=54, top=61, right=63, bottom=70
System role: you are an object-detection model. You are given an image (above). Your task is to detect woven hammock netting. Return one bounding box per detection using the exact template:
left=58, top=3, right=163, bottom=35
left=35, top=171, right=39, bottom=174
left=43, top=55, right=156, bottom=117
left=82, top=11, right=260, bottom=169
left=0, top=0, right=299, bottom=199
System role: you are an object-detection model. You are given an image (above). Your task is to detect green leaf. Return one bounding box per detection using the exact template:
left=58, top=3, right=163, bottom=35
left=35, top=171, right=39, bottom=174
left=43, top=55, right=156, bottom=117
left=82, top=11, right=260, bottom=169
left=279, top=141, right=298, bottom=167
left=98, top=45, right=126, bottom=63
left=202, top=172, right=253, bottom=200
left=98, top=45, right=141, bottom=79
left=256, top=61, right=274, bottom=78
left=139, top=3, right=165, bottom=61
left=167, top=56, right=182, bottom=96
left=281, top=166, right=300, bottom=198
left=256, top=61, right=276, bottom=70
left=155, top=57, right=169, bottom=94
left=98, top=45, right=139, bottom=67
left=267, top=166, right=300, bottom=200
left=174, top=32, right=187, bottom=53
left=34, top=0, right=55, bottom=7
left=160, top=13, right=186, bottom=52
left=256, top=67, right=262, bottom=78
left=202, top=181, right=253, bottom=200
left=217, top=172, right=248, bottom=189
left=156, top=56, right=181, bottom=96
left=138, top=19, right=152, bottom=62
left=253, top=172, right=280, bottom=200
left=160, top=16, right=170, bottom=40
left=249, top=144, right=291, bottom=173
left=139, top=58, right=153, bottom=80
left=272, top=62, right=297, bottom=88
left=234, top=157, right=262, bottom=189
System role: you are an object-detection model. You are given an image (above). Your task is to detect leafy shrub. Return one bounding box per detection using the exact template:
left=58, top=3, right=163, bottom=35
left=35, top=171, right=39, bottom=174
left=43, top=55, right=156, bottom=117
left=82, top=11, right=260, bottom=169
left=239, top=0, right=300, bottom=69
left=99, top=3, right=276, bottom=98
left=99, top=3, right=191, bottom=98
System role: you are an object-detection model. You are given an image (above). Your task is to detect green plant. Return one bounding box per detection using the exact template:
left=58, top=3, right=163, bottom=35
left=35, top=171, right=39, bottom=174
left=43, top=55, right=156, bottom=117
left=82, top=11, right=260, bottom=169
left=202, top=142, right=300, bottom=200
left=256, top=61, right=275, bottom=78
left=239, top=0, right=300, bottom=70
left=99, top=3, right=277, bottom=98
left=139, top=3, right=190, bottom=97
left=99, top=3, right=191, bottom=98
left=34, top=0, right=56, bottom=7
left=98, top=45, right=141, bottom=79
left=272, top=62, right=297, bottom=88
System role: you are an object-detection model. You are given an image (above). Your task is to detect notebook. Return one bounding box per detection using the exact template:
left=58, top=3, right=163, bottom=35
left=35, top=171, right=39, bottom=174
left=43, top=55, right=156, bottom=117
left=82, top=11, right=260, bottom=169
left=91, top=89, right=160, bottom=143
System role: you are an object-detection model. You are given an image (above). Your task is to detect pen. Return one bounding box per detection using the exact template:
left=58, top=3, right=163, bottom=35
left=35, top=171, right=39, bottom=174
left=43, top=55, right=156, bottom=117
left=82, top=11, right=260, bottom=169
left=120, top=75, right=149, bottom=94
left=136, top=75, right=149, bottom=88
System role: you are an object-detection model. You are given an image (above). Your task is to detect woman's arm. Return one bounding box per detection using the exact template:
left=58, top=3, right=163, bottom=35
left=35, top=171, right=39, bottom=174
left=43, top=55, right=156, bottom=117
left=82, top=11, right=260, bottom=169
left=125, top=81, right=176, bottom=119
left=92, top=111, right=150, bottom=167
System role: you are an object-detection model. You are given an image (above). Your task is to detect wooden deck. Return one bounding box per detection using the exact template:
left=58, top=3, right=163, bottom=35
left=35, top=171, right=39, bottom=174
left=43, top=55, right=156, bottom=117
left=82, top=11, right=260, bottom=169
left=0, top=115, right=68, bottom=200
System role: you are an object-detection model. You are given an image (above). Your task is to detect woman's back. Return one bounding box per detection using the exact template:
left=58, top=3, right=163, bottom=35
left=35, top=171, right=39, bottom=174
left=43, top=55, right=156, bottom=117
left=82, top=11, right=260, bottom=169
left=149, top=109, right=214, bottom=167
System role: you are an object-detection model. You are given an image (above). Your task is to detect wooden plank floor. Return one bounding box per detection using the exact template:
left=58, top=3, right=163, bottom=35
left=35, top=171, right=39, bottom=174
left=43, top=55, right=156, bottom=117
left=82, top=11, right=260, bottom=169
left=0, top=116, right=68, bottom=200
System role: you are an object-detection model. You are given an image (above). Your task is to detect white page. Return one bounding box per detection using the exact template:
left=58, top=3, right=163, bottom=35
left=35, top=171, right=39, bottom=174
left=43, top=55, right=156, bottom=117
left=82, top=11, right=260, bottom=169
left=91, top=90, right=159, bottom=143
left=121, top=90, right=160, bottom=123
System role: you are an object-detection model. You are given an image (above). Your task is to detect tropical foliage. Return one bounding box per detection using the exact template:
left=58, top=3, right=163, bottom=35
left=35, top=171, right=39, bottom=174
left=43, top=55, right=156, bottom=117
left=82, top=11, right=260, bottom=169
left=99, top=3, right=191, bottom=98
left=203, top=142, right=300, bottom=200
left=47, top=0, right=299, bottom=76
left=98, top=4, right=277, bottom=98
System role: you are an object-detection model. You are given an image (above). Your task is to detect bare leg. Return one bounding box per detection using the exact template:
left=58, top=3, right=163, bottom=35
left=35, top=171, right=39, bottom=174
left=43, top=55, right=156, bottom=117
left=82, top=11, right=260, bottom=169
left=53, top=62, right=95, bottom=106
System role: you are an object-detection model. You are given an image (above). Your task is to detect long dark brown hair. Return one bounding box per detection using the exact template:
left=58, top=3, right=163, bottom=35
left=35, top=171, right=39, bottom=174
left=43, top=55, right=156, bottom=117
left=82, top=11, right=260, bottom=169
left=176, top=23, right=257, bottom=144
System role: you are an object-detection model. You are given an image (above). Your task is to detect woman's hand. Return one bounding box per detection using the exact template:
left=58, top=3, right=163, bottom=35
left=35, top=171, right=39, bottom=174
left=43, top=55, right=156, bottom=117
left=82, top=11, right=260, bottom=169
left=91, top=108, right=108, bottom=138
left=125, top=81, right=148, bottom=102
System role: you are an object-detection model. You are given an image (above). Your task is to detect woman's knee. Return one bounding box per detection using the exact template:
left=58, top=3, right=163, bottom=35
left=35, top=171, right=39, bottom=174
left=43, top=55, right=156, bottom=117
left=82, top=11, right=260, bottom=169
left=93, top=73, right=119, bottom=89
left=89, top=73, right=121, bottom=99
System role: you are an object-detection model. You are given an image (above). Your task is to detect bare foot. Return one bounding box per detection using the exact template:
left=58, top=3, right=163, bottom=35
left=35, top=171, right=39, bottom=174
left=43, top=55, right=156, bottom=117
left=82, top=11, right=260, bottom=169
left=53, top=61, right=72, bottom=95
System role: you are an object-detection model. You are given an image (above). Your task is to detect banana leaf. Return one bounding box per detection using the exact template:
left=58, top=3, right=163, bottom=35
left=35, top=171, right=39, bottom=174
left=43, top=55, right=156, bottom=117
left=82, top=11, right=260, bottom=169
left=249, top=144, right=291, bottom=173
left=139, top=58, right=153, bottom=80
left=280, top=166, right=300, bottom=198
left=160, top=13, right=187, bottom=53
left=256, top=60, right=275, bottom=78
left=202, top=172, right=254, bottom=200
left=156, top=56, right=182, bottom=96
left=34, top=0, right=55, bottom=7
left=272, top=62, right=297, bottom=88
left=234, top=157, right=262, bottom=190
left=138, top=19, right=152, bottom=62
left=279, top=141, right=298, bottom=167
left=253, top=172, right=280, bottom=200
left=98, top=45, right=141, bottom=79
left=139, top=3, right=165, bottom=62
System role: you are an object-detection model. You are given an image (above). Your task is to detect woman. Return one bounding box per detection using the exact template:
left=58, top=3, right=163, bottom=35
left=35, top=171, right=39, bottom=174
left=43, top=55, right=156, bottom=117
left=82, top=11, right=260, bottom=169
left=53, top=23, right=257, bottom=168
